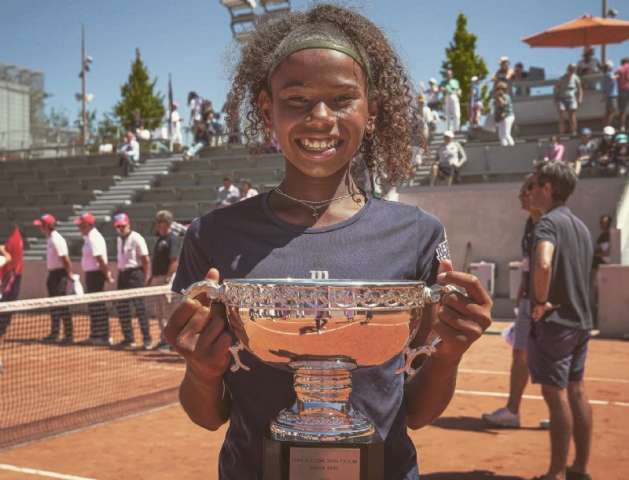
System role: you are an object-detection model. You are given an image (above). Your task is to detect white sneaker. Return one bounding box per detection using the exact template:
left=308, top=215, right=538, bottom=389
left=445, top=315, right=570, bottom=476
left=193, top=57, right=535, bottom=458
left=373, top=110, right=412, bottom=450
left=482, top=407, right=521, bottom=428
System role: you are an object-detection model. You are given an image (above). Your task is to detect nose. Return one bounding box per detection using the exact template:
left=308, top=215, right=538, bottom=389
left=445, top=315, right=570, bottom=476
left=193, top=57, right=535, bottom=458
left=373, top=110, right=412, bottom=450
left=307, top=101, right=335, bottom=127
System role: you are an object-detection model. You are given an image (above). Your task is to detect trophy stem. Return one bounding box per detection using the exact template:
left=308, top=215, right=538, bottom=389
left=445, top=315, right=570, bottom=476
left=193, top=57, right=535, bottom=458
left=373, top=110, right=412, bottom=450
left=270, top=358, right=375, bottom=443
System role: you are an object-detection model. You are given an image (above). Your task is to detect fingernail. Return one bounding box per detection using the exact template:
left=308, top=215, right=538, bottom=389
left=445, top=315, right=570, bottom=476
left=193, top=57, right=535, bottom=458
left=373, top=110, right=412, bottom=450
left=437, top=273, right=447, bottom=282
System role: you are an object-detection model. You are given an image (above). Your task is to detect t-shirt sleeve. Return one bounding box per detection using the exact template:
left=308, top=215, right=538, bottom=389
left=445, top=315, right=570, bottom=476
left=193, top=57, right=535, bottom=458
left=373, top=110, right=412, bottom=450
left=91, top=233, right=106, bottom=258
left=169, top=233, right=182, bottom=260
left=534, top=216, right=558, bottom=247
left=136, top=234, right=149, bottom=257
left=54, top=234, right=68, bottom=257
left=416, top=211, right=449, bottom=285
left=172, top=218, right=212, bottom=293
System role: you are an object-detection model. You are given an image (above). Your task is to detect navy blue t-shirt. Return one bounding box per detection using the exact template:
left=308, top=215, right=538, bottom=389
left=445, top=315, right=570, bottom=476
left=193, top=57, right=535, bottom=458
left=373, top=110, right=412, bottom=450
left=531, top=205, right=593, bottom=330
left=173, top=193, right=448, bottom=480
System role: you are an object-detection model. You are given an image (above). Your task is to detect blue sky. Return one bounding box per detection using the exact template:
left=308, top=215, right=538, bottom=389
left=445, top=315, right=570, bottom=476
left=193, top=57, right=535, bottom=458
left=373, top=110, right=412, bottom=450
left=2, top=0, right=626, bottom=126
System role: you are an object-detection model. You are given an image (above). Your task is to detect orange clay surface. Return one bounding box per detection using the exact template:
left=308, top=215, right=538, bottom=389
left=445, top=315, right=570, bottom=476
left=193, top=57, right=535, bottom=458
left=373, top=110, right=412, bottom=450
left=0, top=331, right=627, bottom=480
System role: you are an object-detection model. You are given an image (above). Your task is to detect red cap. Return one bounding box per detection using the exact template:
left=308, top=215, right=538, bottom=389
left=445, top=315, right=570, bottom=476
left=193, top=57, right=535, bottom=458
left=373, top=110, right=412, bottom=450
left=74, top=212, right=96, bottom=225
left=33, top=214, right=56, bottom=227
left=113, top=212, right=130, bottom=227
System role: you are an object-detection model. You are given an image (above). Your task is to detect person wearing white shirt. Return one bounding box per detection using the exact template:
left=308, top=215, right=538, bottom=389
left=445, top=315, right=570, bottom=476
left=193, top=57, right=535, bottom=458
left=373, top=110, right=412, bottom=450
left=75, top=212, right=113, bottom=345
left=216, top=177, right=241, bottom=207
left=239, top=179, right=259, bottom=201
left=118, top=131, right=140, bottom=177
left=34, top=214, right=73, bottom=343
left=170, top=103, right=183, bottom=148
left=113, top=213, right=152, bottom=349
left=431, top=130, right=467, bottom=186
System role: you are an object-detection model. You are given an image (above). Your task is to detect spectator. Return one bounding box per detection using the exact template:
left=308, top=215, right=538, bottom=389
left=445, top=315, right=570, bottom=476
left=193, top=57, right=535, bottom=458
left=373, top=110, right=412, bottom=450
left=469, top=76, right=483, bottom=128
left=618, top=57, right=629, bottom=132
left=211, top=113, right=224, bottom=147
left=528, top=161, right=593, bottom=480
left=75, top=212, right=113, bottom=346
left=601, top=60, right=619, bottom=128
left=187, top=91, right=203, bottom=129
left=441, top=69, right=461, bottom=132
left=513, top=62, right=530, bottom=96
left=239, top=179, right=259, bottom=201
left=594, top=125, right=616, bottom=169
left=576, top=46, right=600, bottom=89
left=418, top=94, right=436, bottom=144
left=593, top=214, right=612, bottom=270
left=35, top=214, right=73, bottom=344
left=0, top=227, right=23, bottom=338
left=614, top=132, right=628, bottom=175
left=573, top=128, right=595, bottom=176
left=146, top=210, right=181, bottom=351
left=554, top=64, right=583, bottom=136
left=425, top=78, right=441, bottom=112
left=592, top=214, right=613, bottom=328
left=216, top=177, right=241, bottom=207
left=431, top=130, right=466, bottom=186
left=483, top=175, right=542, bottom=428
left=544, top=136, right=565, bottom=162
left=170, top=102, right=183, bottom=150
left=492, top=56, right=514, bottom=92
left=113, top=213, right=152, bottom=350
left=118, top=131, right=140, bottom=177
left=493, top=82, right=515, bottom=146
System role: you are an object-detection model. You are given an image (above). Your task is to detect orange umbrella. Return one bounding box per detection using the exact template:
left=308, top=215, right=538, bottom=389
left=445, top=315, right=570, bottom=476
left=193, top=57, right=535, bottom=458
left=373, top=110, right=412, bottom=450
left=523, top=15, right=629, bottom=47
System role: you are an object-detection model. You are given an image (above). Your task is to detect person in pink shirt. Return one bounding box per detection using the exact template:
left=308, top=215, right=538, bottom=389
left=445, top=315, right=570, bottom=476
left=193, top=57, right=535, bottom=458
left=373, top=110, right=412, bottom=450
left=618, top=57, right=629, bottom=132
left=544, top=136, right=565, bottom=162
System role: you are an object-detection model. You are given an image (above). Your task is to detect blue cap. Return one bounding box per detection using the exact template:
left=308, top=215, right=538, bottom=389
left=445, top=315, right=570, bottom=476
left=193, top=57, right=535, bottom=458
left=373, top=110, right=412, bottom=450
left=580, top=128, right=592, bottom=136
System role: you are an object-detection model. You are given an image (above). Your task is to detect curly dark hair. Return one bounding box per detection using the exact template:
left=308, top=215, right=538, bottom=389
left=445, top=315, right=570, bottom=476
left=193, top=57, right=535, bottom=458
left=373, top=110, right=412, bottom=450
left=225, top=3, right=418, bottom=185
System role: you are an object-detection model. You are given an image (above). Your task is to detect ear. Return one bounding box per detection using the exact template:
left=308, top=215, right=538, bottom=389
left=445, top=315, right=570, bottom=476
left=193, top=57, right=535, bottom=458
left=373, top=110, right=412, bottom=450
left=257, top=89, right=273, bottom=131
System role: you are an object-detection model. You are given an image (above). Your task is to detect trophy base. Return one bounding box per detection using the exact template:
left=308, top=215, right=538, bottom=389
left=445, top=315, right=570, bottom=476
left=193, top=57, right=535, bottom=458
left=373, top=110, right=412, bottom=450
left=271, top=409, right=375, bottom=443
left=262, top=434, right=384, bottom=480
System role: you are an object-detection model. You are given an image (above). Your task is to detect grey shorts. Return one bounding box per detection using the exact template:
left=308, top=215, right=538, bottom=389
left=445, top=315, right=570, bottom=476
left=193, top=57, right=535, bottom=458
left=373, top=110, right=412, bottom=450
left=513, top=299, right=532, bottom=350
left=558, top=96, right=578, bottom=111
left=527, top=320, right=590, bottom=388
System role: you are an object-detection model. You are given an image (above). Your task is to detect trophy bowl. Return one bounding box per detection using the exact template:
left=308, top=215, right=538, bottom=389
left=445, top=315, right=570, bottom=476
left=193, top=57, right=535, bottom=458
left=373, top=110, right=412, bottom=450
left=182, top=278, right=448, bottom=444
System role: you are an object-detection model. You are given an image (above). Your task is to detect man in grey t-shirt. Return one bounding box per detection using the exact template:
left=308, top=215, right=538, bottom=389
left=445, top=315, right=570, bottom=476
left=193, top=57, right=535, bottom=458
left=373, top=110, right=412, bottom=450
left=528, top=161, right=593, bottom=480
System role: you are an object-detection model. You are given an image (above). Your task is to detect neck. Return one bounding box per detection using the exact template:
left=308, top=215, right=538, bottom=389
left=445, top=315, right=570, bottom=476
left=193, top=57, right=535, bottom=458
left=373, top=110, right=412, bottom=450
left=270, top=160, right=366, bottom=226
left=279, top=161, right=359, bottom=202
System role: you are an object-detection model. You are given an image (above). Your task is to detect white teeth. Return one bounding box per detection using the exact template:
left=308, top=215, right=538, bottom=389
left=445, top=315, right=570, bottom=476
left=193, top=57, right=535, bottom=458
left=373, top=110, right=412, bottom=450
left=300, top=138, right=339, bottom=152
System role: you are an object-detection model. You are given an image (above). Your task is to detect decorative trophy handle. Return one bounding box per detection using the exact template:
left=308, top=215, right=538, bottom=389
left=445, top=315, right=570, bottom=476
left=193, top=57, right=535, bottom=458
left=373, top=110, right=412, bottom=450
left=396, top=283, right=464, bottom=380
left=181, top=280, right=250, bottom=373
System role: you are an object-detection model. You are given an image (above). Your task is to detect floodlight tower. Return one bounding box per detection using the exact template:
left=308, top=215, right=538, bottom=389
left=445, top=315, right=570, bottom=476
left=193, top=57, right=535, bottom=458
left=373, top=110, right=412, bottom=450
left=79, top=25, right=93, bottom=146
left=219, top=0, right=291, bottom=43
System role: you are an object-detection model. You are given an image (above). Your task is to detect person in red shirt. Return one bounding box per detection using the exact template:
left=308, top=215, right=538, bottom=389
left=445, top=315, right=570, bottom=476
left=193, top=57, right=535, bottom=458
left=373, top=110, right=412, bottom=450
left=617, top=58, right=629, bottom=132
left=0, top=227, right=24, bottom=337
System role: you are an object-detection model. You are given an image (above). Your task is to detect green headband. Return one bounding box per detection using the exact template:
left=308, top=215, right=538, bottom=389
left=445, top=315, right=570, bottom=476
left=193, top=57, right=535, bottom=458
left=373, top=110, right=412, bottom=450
left=266, top=22, right=373, bottom=87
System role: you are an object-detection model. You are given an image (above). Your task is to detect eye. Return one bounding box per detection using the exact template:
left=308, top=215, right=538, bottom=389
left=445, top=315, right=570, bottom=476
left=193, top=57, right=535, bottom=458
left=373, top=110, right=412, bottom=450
left=334, top=95, right=354, bottom=106
left=286, top=96, right=309, bottom=107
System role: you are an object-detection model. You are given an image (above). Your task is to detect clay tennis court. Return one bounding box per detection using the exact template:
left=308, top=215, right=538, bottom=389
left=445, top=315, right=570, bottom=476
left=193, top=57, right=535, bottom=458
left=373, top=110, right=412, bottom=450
left=0, top=327, right=627, bottom=479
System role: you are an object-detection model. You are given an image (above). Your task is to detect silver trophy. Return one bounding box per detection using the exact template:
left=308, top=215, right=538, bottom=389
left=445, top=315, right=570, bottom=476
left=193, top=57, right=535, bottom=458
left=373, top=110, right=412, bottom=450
left=182, top=279, right=455, bottom=446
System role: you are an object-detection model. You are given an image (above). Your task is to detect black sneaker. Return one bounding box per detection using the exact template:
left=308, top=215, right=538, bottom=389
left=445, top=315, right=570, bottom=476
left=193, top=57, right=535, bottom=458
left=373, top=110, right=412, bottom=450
left=59, top=337, right=74, bottom=345
left=42, top=334, right=59, bottom=343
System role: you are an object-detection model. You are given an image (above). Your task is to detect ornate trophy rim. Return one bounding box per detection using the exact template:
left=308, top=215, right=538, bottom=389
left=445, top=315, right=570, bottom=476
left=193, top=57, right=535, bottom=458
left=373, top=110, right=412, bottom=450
left=183, top=278, right=431, bottom=311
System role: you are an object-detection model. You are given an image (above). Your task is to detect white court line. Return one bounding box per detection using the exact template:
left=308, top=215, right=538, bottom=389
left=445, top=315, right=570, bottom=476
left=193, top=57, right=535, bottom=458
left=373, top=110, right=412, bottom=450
left=455, top=389, right=629, bottom=408
left=0, top=464, right=96, bottom=480
left=459, top=368, right=629, bottom=385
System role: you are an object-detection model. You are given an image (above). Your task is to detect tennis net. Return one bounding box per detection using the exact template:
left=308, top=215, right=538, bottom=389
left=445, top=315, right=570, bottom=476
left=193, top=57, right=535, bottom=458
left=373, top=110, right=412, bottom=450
left=0, top=285, right=184, bottom=449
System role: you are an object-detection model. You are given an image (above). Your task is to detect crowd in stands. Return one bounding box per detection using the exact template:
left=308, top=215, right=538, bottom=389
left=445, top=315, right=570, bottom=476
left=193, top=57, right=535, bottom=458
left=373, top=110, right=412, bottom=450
left=418, top=50, right=629, bottom=147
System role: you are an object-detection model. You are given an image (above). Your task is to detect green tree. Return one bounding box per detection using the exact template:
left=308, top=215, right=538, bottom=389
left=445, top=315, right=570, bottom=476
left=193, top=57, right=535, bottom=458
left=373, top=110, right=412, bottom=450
left=114, top=48, right=165, bottom=131
left=442, top=13, right=488, bottom=123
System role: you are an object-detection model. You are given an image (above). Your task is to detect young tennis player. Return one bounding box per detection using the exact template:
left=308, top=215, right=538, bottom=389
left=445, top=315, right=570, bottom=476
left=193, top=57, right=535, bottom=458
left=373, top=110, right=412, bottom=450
left=166, top=5, right=492, bottom=479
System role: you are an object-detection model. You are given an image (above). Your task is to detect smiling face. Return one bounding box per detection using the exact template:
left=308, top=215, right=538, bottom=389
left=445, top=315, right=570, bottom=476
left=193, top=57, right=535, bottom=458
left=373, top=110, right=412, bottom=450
left=259, top=48, right=373, bottom=179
